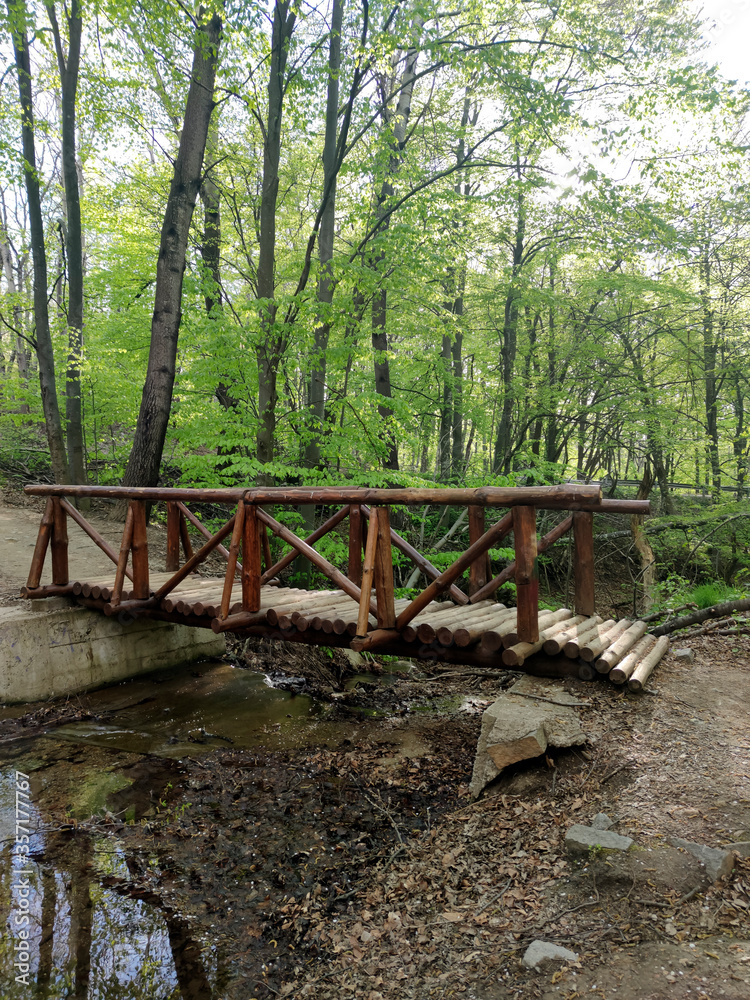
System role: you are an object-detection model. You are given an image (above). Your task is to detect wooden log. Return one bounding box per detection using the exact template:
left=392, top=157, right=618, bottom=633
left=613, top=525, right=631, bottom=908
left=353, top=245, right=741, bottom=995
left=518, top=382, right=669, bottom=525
left=266, top=591, right=342, bottom=626
left=166, top=502, right=180, bottom=571
left=469, top=515, right=573, bottom=605
left=242, top=504, right=262, bottom=613
left=261, top=523, right=273, bottom=574
left=501, top=608, right=564, bottom=649
left=357, top=511, right=380, bottom=636
left=194, top=587, right=242, bottom=617
left=502, top=611, right=582, bottom=667
left=399, top=600, right=462, bottom=640
left=179, top=509, right=194, bottom=561
left=59, top=498, right=132, bottom=579
left=513, top=506, right=539, bottom=643
left=297, top=601, right=353, bottom=631
left=151, top=515, right=238, bottom=602
left=26, top=498, right=54, bottom=590
left=578, top=662, right=596, bottom=681
left=542, top=615, right=602, bottom=655
left=256, top=507, right=375, bottom=619
left=573, top=510, right=595, bottom=616
left=563, top=619, right=615, bottom=658
left=580, top=618, right=632, bottom=662
left=161, top=581, right=222, bottom=612
left=360, top=504, right=468, bottom=605
left=437, top=606, right=514, bottom=647
left=110, top=506, right=134, bottom=608
left=50, top=498, right=69, bottom=585
left=416, top=601, right=495, bottom=644
left=211, top=611, right=268, bottom=633
left=468, top=506, right=490, bottom=596
left=350, top=627, right=401, bottom=652
left=608, top=635, right=657, bottom=685
left=220, top=502, right=245, bottom=619
left=177, top=503, right=229, bottom=565
left=397, top=512, right=514, bottom=629
left=451, top=606, right=515, bottom=647
left=373, top=506, right=396, bottom=628
left=594, top=621, right=649, bottom=673
left=348, top=504, right=363, bottom=585
left=259, top=505, right=351, bottom=585
left=627, top=636, right=670, bottom=691
left=24, top=483, right=651, bottom=515
left=130, top=501, right=149, bottom=600
left=20, top=583, right=76, bottom=598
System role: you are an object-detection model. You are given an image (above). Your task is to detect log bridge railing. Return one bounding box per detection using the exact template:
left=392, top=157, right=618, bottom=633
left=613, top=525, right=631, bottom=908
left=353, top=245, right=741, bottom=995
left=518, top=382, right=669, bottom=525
left=22, top=484, right=649, bottom=651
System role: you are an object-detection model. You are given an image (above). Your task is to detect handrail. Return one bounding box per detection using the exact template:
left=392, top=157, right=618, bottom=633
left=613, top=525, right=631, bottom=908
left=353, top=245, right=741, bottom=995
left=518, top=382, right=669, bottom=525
left=23, top=482, right=650, bottom=514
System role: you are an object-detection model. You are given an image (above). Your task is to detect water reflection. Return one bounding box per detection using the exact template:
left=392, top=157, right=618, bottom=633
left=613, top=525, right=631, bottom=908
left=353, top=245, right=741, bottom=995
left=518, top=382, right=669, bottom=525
left=0, top=771, right=217, bottom=999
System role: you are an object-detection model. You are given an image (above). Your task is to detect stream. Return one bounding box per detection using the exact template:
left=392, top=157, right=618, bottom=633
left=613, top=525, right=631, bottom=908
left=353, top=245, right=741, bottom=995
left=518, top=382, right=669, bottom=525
left=0, top=657, right=477, bottom=998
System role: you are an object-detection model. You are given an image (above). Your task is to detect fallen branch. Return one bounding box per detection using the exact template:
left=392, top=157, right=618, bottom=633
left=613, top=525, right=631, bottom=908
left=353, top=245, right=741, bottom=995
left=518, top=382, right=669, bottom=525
left=651, top=597, right=750, bottom=636
left=510, top=692, right=591, bottom=708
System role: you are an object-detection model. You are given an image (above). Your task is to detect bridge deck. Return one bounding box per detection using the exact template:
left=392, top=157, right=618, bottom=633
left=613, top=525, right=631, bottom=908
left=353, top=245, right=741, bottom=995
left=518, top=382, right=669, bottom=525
left=20, top=484, right=669, bottom=690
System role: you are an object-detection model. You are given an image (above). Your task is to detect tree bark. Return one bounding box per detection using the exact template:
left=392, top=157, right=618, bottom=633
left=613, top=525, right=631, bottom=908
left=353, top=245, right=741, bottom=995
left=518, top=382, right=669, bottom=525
left=46, top=0, right=86, bottom=490
left=121, top=12, right=221, bottom=491
left=6, top=0, right=69, bottom=483
left=256, top=0, right=296, bottom=479
left=494, top=178, right=525, bottom=473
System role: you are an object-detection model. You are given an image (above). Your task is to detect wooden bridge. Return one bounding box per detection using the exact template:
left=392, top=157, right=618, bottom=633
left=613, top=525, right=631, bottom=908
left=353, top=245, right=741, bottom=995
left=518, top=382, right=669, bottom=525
left=20, top=484, right=668, bottom=689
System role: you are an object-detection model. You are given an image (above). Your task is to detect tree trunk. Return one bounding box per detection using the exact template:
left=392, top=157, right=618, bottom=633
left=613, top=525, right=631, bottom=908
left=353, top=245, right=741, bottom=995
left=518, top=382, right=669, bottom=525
left=121, top=12, right=221, bottom=491
left=47, top=0, right=87, bottom=490
left=304, top=0, right=343, bottom=475
left=370, top=28, right=422, bottom=473
left=700, top=258, right=721, bottom=495
left=439, top=333, right=452, bottom=480
left=6, top=0, right=69, bottom=483
left=494, top=182, right=525, bottom=473
left=256, top=0, right=296, bottom=480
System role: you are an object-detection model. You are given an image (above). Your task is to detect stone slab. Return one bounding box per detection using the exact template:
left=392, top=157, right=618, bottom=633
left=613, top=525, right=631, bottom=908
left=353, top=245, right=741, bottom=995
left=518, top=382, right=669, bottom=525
left=0, top=599, right=225, bottom=703
left=469, top=677, right=586, bottom=798
left=668, top=836, right=734, bottom=882
left=565, top=823, right=634, bottom=857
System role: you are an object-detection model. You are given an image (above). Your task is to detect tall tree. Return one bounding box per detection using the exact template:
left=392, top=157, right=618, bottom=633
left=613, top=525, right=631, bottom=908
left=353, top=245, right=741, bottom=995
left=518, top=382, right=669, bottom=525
left=5, top=0, right=68, bottom=483
left=121, top=10, right=222, bottom=490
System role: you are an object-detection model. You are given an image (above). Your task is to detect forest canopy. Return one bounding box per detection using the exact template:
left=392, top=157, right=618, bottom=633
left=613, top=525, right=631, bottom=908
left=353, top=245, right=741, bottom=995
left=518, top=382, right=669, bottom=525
left=0, top=0, right=748, bottom=506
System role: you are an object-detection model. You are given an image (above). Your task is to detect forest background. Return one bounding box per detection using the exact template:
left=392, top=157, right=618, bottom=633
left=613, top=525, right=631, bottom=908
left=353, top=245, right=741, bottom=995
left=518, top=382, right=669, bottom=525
left=1, top=0, right=749, bottom=609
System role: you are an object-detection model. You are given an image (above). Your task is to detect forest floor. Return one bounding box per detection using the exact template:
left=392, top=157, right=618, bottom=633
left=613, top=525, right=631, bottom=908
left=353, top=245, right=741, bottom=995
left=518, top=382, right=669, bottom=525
left=1, top=492, right=749, bottom=999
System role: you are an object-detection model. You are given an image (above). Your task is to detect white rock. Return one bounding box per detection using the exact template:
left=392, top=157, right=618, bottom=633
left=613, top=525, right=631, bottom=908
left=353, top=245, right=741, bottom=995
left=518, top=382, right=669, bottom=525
left=522, top=940, right=579, bottom=970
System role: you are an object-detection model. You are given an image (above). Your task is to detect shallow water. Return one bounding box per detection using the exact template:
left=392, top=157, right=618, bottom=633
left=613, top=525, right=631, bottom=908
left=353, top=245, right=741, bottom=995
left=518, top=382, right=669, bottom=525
left=0, top=659, right=440, bottom=998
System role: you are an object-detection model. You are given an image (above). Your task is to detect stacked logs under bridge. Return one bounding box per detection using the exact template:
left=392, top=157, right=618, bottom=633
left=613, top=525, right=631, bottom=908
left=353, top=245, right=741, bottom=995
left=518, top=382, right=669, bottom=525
left=21, top=483, right=670, bottom=689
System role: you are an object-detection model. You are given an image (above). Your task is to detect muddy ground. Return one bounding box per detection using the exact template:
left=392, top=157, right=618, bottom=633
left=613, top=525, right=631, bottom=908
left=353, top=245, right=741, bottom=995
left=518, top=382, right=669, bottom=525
left=1, top=494, right=749, bottom=998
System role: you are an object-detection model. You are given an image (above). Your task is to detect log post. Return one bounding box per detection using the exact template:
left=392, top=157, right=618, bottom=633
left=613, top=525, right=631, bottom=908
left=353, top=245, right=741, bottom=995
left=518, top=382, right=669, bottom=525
left=130, top=501, right=150, bottom=600
left=27, top=499, right=54, bottom=590
left=166, top=502, right=180, bottom=571
left=372, top=506, right=396, bottom=628
left=260, top=522, right=272, bottom=575
left=513, top=505, right=538, bottom=643
left=573, top=510, right=595, bottom=616
left=348, top=504, right=363, bottom=585
left=220, top=501, right=245, bottom=619
left=468, top=505, right=490, bottom=596
left=50, top=498, right=69, bottom=585
left=111, top=506, right=135, bottom=607
left=242, top=504, right=262, bottom=613
left=179, top=510, right=194, bottom=561
left=357, top=509, right=379, bottom=636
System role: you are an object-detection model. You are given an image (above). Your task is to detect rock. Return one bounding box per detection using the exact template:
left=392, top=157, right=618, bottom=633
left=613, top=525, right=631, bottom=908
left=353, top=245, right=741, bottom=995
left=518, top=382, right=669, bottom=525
left=565, top=824, right=633, bottom=857
left=727, top=841, right=750, bottom=857
left=673, top=648, right=694, bottom=663
left=342, top=649, right=365, bottom=667
left=668, top=836, right=734, bottom=881
left=584, top=846, right=711, bottom=896
left=469, top=678, right=586, bottom=798
left=591, top=812, right=614, bottom=830
left=522, top=940, right=579, bottom=970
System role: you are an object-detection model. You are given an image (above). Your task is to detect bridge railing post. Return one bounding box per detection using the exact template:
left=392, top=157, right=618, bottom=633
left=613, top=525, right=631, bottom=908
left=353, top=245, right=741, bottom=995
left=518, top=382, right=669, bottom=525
left=130, top=501, right=150, bottom=600
left=166, top=502, right=180, bottom=571
left=573, top=510, right=595, bottom=615
left=348, top=504, right=363, bottom=585
left=468, top=505, right=490, bottom=597
left=242, top=503, right=261, bottom=612
left=372, top=506, right=396, bottom=628
left=513, top=505, right=539, bottom=643
left=50, top=498, right=69, bottom=585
